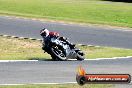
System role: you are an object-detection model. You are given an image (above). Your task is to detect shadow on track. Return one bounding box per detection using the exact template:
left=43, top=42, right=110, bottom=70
left=29, top=58, right=83, bottom=61
left=29, top=58, right=53, bottom=61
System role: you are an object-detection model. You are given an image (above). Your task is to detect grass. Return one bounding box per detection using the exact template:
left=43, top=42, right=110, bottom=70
left=0, top=84, right=114, bottom=88
left=0, top=36, right=132, bottom=60
left=0, top=0, right=132, bottom=28
left=0, top=36, right=49, bottom=60
left=79, top=45, right=132, bottom=59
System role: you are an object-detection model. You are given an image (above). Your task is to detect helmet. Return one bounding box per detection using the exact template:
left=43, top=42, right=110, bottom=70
left=40, top=28, right=49, bottom=37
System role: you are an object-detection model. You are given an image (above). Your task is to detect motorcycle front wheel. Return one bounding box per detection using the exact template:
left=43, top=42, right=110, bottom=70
left=51, top=46, right=67, bottom=61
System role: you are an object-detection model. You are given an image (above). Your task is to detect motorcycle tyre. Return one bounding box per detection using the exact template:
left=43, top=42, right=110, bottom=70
left=51, top=47, right=67, bottom=61
left=76, top=51, right=85, bottom=61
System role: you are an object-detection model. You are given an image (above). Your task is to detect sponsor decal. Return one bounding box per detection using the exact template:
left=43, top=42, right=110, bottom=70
left=76, top=66, right=131, bottom=85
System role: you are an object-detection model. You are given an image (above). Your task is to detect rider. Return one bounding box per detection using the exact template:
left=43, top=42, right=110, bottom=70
left=40, top=28, right=75, bottom=51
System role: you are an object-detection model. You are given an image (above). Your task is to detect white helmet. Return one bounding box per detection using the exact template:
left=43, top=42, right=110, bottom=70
left=40, top=28, right=49, bottom=37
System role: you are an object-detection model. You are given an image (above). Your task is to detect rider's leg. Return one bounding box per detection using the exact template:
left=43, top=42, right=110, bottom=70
left=59, top=37, right=75, bottom=49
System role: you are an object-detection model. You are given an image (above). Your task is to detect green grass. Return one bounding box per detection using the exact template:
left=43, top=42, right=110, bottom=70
left=0, top=0, right=132, bottom=28
left=0, top=84, right=113, bottom=88
left=0, top=36, right=132, bottom=60
left=0, top=36, right=50, bottom=60
left=79, top=46, right=132, bottom=59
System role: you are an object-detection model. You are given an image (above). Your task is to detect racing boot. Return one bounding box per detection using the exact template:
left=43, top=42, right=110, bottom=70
left=69, top=43, right=76, bottom=49
left=65, top=40, right=75, bottom=49
left=59, top=37, right=75, bottom=49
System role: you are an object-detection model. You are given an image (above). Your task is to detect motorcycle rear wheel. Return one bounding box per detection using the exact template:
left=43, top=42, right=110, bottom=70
left=76, top=51, right=85, bottom=61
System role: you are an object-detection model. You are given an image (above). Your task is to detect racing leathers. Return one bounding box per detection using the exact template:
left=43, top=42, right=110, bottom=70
left=41, top=32, right=75, bottom=53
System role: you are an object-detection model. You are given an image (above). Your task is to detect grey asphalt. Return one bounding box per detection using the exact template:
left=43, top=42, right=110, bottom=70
left=0, top=16, right=132, bottom=49
left=0, top=58, right=132, bottom=87
left=0, top=16, right=132, bottom=87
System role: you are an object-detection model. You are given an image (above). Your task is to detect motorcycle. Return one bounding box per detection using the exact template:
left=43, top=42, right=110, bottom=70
left=42, top=37, right=85, bottom=61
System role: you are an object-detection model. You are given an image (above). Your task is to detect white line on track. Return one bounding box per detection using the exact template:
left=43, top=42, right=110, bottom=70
left=0, top=82, right=77, bottom=85
left=0, top=82, right=131, bottom=85
left=69, top=56, right=132, bottom=61
left=0, top=60, right=38, bottom=62
left=84, top=56, right=132, bottom=61
left=0, top=56, right=132, bottom=62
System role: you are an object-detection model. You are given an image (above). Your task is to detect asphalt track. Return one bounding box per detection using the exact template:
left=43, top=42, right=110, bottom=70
left=0, top=58, right=132, bottom=84
left=0, top=16, right=132, bottom=49
left=0, top=16, right=132, bottom=87
left=0, top=58, right=132, bottom=87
